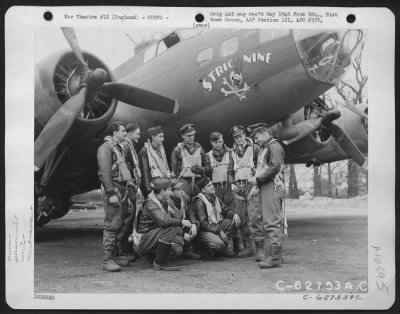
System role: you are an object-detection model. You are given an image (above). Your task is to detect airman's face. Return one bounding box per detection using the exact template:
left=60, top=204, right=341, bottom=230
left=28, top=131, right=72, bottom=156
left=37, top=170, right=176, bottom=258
left=152, top=133, right=164, bottom=146
left=172, top=188, right=183, bottom=199
left=182, top=132, right=195, bottom=144
left=114, top=126, right=127, bottom=143
left=211, top=138, right=224, bottom=151
left=128, top=128, right=141, bottom=143
left=160, top=187, right=172, bottom=201
left=233, top=133, right=246, bottom=146
left=202, top=181, right=215, bottom=195
left=253, top=131, right=270, bottom=146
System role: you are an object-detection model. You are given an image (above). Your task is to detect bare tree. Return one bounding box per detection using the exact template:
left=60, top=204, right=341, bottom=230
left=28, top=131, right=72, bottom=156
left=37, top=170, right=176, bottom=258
left=288, top=164, right=299, bottom=199
left=313, top=165, right=322, bottom=197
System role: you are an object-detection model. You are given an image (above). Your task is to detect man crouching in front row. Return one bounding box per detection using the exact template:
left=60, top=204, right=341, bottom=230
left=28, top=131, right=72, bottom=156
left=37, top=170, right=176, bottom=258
left=193, top=176, right=241, bottom=258
left=136, top=178, right=193, bottom=271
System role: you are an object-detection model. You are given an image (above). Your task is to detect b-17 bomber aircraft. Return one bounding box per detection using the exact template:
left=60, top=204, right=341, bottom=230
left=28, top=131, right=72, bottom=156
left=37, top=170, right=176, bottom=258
left=34, top=27, right=368, bottom=225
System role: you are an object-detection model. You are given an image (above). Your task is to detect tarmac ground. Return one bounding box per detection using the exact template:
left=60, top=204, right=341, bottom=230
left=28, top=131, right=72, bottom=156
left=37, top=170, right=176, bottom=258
left=35, top=196, right=368, bottom=294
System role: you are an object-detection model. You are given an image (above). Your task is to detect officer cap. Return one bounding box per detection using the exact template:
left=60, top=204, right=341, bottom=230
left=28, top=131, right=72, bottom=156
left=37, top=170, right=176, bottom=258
left=247, top=123, right=269, bottom=137
left=229, top=125, right=246, bottom=138
left=125, top=122, right=139, bottom=133
left=152, top=177, right=171, bottom=190
left=197, top=176, right=212, bottom=190
left=171, top=178, right=184, bottom=190
left=210, top=131, right=223, bottom=142
left=147, top=126, right=163, bottom=137
left=179, top=123, right=196, bottom=136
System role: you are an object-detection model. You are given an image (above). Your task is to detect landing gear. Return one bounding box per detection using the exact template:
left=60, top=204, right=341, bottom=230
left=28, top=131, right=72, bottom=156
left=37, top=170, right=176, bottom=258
left=35, top=194, right=72, bottom=227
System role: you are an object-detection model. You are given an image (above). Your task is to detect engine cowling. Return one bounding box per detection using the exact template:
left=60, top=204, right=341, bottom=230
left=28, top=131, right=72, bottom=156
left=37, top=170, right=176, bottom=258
left=35, top=50, right=117, bottom=142
left=269, top=99, right=368, bottom=165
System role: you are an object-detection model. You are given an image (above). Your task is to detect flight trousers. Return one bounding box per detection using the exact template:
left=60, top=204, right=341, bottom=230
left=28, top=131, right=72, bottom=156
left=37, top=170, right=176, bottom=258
left=198, top=218, right=235, bottom=252
left=213, top=182, right=235, bottom=209
left=259, top=182, right=285, bottom=247
left=139, top=226, right=185, bottom=256
left=233, top=182, right=258, bottom=241
left=103, top=183, right=129, bottom=256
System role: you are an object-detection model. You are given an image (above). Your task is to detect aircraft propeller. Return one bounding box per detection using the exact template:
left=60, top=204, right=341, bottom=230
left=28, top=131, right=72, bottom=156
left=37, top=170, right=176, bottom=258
left=34, top=27, right=179, bottom=171
left=321, top=110, right=366, bottom=167
left=343, top=102, right=368, bottom=120
left=282, top=108, right=366, bottom=166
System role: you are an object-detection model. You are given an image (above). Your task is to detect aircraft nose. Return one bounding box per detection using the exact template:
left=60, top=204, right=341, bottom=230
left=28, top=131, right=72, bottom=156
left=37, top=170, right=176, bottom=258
left=293, top=29, right=364, bottom=84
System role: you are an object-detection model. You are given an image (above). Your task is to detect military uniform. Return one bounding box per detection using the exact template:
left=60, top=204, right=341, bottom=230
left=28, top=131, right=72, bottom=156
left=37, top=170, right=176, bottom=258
left=120, top=135, right=141, bottom=259
left=206, top=145, right=236, bottom=208
left=137, top=194, right=184, bottom=256
left=192, top=177, right=237, bottom=257
left=248, top=123, right=286, bottom=268
left=193, top=193, right=236, bottom=255
left=97, top=135, right=132, bottom=270
left=170, top=124, right=210, bottom=199
left=255, top=137, right=285, bottom=267
left=138, top=127, right=171, bottom=198
left=230, top=126, right=260, bottom=256
left=136, top=178, right=186, bottom=271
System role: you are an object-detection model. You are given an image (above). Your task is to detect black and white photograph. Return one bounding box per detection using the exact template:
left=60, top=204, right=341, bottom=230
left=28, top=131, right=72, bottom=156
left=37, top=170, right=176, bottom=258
left=5, top=6, right=395, bottom=310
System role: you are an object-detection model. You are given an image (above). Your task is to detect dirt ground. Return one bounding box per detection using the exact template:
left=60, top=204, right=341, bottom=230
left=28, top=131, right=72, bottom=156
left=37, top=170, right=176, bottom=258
left=35, top=197, right=368, bottom=293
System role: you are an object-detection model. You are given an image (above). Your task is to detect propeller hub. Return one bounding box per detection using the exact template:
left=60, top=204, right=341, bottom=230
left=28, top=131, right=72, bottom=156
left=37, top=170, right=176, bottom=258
left=321, top=109, right=341, bottom=125
left=85, top=68, right=109, bottom=91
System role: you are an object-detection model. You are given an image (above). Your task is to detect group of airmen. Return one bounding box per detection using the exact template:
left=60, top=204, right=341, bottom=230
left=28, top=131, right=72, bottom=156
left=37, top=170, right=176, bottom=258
left=97, top=121, right=286, bottom=272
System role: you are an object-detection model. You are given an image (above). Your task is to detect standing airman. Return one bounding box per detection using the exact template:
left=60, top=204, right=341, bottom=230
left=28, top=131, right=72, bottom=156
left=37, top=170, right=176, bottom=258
left=139, top=126, right=171, bottom=199
left=247, top=123, right=286, bottom=268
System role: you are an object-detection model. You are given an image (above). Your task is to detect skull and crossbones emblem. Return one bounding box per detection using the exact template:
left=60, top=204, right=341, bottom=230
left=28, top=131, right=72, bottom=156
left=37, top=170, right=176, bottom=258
left=220, top=71, right=255, bottom=101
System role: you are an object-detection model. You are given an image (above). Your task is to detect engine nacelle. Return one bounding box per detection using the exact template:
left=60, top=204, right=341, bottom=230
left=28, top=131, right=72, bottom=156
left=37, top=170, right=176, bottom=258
left=269, top=99, right=368, bottom=165
left=35, top=50, right=117, bottom=142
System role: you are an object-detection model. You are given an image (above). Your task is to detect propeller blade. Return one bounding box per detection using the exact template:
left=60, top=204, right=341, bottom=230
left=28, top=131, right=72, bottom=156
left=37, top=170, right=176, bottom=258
left=34, top=88, right=88, bottom=170
left=328, top=121, right=366, bottom=166
left=101, top=82, right=179, bottom=114
left=281, top=118, right=323, bottom=145
left=343, top=103, right=368, bottom=120
left=61, top=27, right=88, bottom=70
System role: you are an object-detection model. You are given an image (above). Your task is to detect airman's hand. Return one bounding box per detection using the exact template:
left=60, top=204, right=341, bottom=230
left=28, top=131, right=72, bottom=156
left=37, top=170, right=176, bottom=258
left=232, top=213, right=241, bottom=227
left=109, top=194, right=119, bottom=205
left=182, top=219, right=192, bottom=228
left=190, top=224, right=198, bottom=237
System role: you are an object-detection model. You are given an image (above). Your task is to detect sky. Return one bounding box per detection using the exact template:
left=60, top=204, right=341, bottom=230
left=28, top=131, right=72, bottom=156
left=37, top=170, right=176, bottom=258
left=35, top=27, right=174, bottom=69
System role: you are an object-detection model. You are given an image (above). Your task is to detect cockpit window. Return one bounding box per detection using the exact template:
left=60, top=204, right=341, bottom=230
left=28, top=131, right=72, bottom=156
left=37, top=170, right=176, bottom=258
left=220, top=37, right=239, bottom=57
left=163, top=32, right=180, bottom=48
left=259, top=29, right=290, bottom=43
left=157, top=40, right=167, bottom=56
left=178, top=29, right=203, bottom=39
left=196, top=48, right=213, bottom=64
left=143, top=43, right=157, bottom=63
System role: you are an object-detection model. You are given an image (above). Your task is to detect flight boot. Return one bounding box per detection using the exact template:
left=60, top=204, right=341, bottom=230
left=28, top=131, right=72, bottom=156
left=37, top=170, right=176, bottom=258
left=222, top=246, right=237, bottom=258
left=235, top=238, right=255, bottom=258
left=258, top=246, right=282, bottom=269
left=117, top=240, right=136, bottom=263
left=183, top=245, right=201, bottom=260
left=102, top=250, right=121, bottom=272
left=153, top=241, right=180, bottom=271
left=255, top=239, right=266, bottom=262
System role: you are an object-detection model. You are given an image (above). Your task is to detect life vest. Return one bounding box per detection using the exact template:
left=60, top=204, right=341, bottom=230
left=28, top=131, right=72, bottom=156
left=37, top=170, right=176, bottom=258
left=104, top=139, right=132, bottom=183
left=207, top=150, right=230, bottom=183
left=178, top=142, right=202, bottom=178
left=232, top=140, right=254, bottom=181
left=144, top=141, right=171, bottom=179
left=125, top=138, right=141, bottom=183
left=195, top=193, right=222, bottom=224
left=256, top=139, right=284, bottom=189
